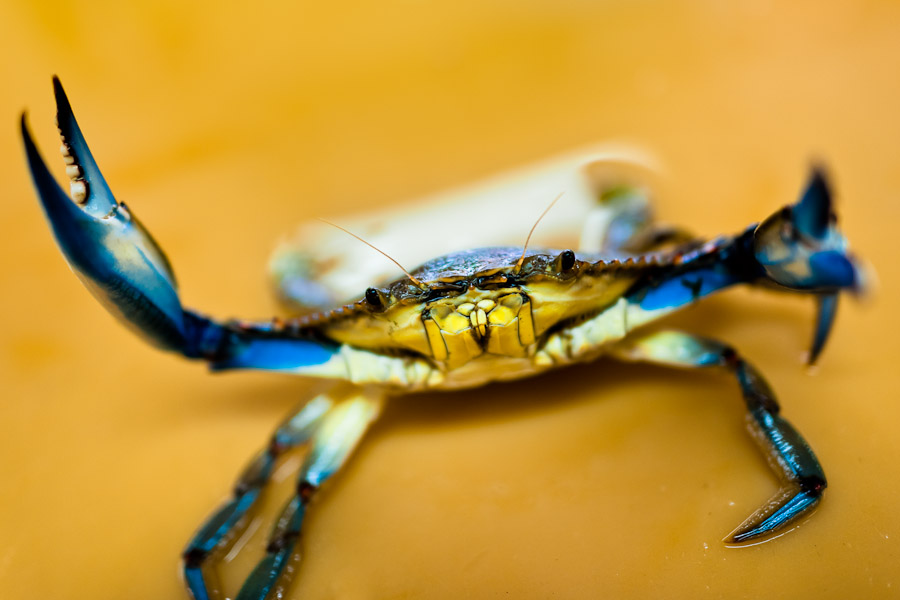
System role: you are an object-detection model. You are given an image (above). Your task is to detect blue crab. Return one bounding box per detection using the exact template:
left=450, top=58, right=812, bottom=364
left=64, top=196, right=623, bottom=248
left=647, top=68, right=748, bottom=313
left=22, top=78, right=862, bottom=600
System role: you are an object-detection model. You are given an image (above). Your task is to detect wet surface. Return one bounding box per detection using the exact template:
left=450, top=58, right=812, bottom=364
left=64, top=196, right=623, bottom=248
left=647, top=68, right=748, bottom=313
left=1, top=1, right=898, bottom=598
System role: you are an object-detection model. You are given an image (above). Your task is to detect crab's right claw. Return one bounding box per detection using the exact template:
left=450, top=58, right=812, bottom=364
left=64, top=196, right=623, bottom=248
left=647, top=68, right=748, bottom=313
left=21, top=79, right=187, bottom=352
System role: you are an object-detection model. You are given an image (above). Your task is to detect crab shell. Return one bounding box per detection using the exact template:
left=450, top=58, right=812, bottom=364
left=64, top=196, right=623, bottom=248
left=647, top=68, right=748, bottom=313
left=256, top=245, right=706, bottom=390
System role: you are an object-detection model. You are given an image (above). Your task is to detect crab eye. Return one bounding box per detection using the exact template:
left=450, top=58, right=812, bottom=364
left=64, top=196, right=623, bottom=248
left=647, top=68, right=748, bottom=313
left=558, top=249, right=576, bottom=272
left=364, top=287, right=385, bottom=309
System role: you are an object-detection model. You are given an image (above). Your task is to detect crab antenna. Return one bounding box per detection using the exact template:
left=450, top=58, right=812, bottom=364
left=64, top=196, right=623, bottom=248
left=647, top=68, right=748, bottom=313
left=317, top=218, right=427, bottom=288
left=514, top=192, right=565, bottom=272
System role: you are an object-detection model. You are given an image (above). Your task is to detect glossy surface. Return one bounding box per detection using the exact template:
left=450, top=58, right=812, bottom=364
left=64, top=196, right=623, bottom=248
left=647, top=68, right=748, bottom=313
left=2, top=1, right=899, bottom=598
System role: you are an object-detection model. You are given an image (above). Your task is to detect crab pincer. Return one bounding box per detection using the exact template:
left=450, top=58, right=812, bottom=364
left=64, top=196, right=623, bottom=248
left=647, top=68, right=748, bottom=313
left=22, top=77, right=188, bottom=353
left=752, top=168, right=862, bottom=363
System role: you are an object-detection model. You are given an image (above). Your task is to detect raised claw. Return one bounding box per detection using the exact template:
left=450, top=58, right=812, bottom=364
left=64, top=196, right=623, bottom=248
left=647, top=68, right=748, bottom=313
left=22, top=78, right=187, bottom=352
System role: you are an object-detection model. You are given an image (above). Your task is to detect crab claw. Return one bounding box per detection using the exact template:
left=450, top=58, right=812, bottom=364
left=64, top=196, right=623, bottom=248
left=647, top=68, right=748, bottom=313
left=807, top=293, right=838, bottom=365
left=792, top=167, right=831, bottom=240
left=22, top=78, right=187, bottom=352
left=750, top=168, right=866, bottom=365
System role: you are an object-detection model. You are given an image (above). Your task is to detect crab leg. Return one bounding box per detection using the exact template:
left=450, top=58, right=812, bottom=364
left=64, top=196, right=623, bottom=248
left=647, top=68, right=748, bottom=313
left=182, top=394, right=331, bottom=599
left=184, top=386, right=383, bottom=600
left=237, top=389, right=382, bottom=600
left=610, top=330, right=826, bottom=543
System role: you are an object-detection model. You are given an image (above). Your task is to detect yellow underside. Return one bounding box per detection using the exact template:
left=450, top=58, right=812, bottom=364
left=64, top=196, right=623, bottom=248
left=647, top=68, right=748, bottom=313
left=301, top=297, right=676, bottom=391
left=319, top=271, right=644, bottom=379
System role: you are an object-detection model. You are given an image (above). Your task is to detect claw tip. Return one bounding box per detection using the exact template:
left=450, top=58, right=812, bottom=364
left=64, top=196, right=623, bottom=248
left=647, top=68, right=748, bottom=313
left=20, top=111, right=38, bottom=153
left=52, top=76, right=74, bottom=124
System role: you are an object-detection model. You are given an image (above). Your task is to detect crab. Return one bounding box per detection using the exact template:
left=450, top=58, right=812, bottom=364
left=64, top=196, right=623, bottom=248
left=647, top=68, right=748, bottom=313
left=22, top=78, right=862, bottom=600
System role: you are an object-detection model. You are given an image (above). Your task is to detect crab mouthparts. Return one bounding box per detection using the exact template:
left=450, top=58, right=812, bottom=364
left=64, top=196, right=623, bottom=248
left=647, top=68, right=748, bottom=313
left=422, top=294, right=537, bottom=367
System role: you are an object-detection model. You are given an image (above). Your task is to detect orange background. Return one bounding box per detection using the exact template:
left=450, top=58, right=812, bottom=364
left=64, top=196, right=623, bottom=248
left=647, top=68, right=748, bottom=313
left=2, top=1, right=899, bottom=598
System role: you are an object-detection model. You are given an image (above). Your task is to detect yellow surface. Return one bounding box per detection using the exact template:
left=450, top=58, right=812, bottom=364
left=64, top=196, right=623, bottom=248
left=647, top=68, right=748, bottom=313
left=1, top=1, right=899, bottom=598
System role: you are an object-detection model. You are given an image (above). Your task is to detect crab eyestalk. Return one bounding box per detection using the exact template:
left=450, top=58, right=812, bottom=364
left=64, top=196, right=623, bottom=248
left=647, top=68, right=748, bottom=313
left=752, top=168, right=861, bottom=363
left=22, top=78, right=187, bottom=353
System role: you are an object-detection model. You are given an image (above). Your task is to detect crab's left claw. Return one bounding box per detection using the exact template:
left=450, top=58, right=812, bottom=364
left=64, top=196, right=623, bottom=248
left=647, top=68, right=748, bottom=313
left=21, top=78, right=187, bottom=353
left=752, top=168, right=866, bottom=364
